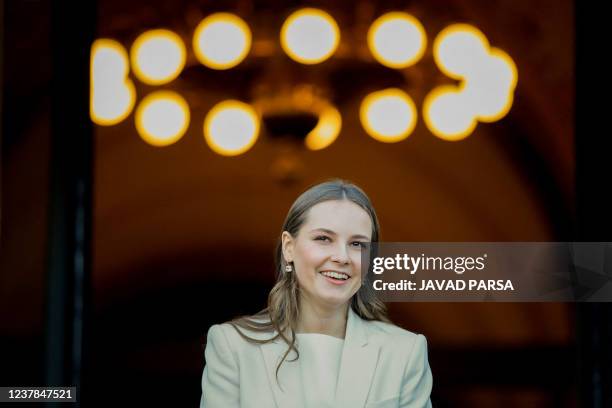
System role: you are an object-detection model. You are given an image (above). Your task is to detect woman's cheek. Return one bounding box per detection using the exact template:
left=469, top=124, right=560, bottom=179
left=301, top=242, right=328, bottom=266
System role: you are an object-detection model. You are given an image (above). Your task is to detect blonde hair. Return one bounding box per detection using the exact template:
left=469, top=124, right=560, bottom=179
left=228, top=179, right=390, bottom=382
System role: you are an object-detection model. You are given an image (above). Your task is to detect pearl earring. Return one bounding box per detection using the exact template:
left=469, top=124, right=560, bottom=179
left=285, top=264, right=293, bottom=272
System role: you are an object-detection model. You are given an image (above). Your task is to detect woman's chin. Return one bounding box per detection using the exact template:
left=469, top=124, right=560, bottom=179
left=313, top=285, right=355, bottom=306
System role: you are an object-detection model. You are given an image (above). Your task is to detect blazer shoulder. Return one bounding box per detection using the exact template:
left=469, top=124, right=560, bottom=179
left=364, top=319, right=427, bottom=346
left=207, top=315, right=279, bottom=347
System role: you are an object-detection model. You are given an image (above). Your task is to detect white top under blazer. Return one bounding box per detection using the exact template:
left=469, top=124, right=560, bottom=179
left=200, top=307, right=433, bottom=408
left=295, top=333, right=344, bottom=407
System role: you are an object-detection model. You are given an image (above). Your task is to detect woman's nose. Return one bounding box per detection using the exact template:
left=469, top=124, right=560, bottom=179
left=330, top=244, right=350, bottom=264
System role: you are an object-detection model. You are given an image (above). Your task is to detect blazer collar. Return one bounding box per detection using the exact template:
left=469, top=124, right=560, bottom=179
left=260, top=307, right=380, bottom=408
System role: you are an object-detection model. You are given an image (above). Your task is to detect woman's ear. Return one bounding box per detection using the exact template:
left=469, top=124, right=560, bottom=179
left=281, top=231, right=294, bottom=263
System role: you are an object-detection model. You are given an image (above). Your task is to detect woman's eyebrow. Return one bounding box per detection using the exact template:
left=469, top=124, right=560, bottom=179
left=351, top=234, right=370, bottom=240
left=309, top=228, right=370, bottom=240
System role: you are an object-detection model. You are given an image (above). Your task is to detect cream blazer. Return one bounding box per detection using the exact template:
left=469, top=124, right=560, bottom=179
left=200, top=308, right=433, bottom=408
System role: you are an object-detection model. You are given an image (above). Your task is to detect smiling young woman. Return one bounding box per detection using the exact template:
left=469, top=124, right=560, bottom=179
left=200, top=180, right=433, bottom=408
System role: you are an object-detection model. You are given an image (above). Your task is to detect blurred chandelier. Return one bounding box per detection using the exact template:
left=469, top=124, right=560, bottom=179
left=90, top=8, right=517, bottom=156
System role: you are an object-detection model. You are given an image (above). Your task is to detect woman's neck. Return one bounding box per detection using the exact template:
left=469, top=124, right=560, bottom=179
left=296, top=298, right=349, bottom=339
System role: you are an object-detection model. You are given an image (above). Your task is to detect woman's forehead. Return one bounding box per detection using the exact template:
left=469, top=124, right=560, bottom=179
left=301, top=200, right=372, bottom=237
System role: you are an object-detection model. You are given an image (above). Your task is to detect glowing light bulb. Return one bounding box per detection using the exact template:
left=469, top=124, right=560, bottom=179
left=305, top=105, right=342, bottom=150
left=193, top=13, right=252, bottom=70
left=281, top=8, right=340, bottom=64
left=463, top=49, right=518, bottom=121
left=131, top=29, right=186, bottom=85
left=204, top=100, right=259, bottom=156
left=135, top=91, right=190, bottom=146
left=367, top=12, right=427, bottom=69
left=434, top=24, right=489, bottom=79
left=423, top=86, right=476, bottom=141
left=360, top=88, right=417, bottom=142
left=90, top=39, right=135, bottom=126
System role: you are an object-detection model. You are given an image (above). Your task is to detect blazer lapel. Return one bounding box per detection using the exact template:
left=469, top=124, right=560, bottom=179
left=260, top=335, right=303, bottom=408
left=335, top=308, right=381, bottom=408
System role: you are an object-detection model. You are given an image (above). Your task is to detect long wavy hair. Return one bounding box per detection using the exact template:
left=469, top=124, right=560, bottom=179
left=228, top=179, right=391, bottom=382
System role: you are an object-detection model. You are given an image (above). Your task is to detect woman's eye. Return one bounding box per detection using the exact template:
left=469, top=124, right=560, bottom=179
left=352, top=241, right=366, bottom=248
left=315, top=235, right=330, bottom=242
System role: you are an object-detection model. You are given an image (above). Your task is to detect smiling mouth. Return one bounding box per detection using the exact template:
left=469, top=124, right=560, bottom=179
left=319, top=271, right=350, bottom=281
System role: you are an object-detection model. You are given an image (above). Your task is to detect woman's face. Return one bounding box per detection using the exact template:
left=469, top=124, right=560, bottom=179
left=282, top=199, right=373, bottom=310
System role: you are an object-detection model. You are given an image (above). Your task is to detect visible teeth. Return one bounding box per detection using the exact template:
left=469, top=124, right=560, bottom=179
left=321, top=271, right=349, bottom=280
